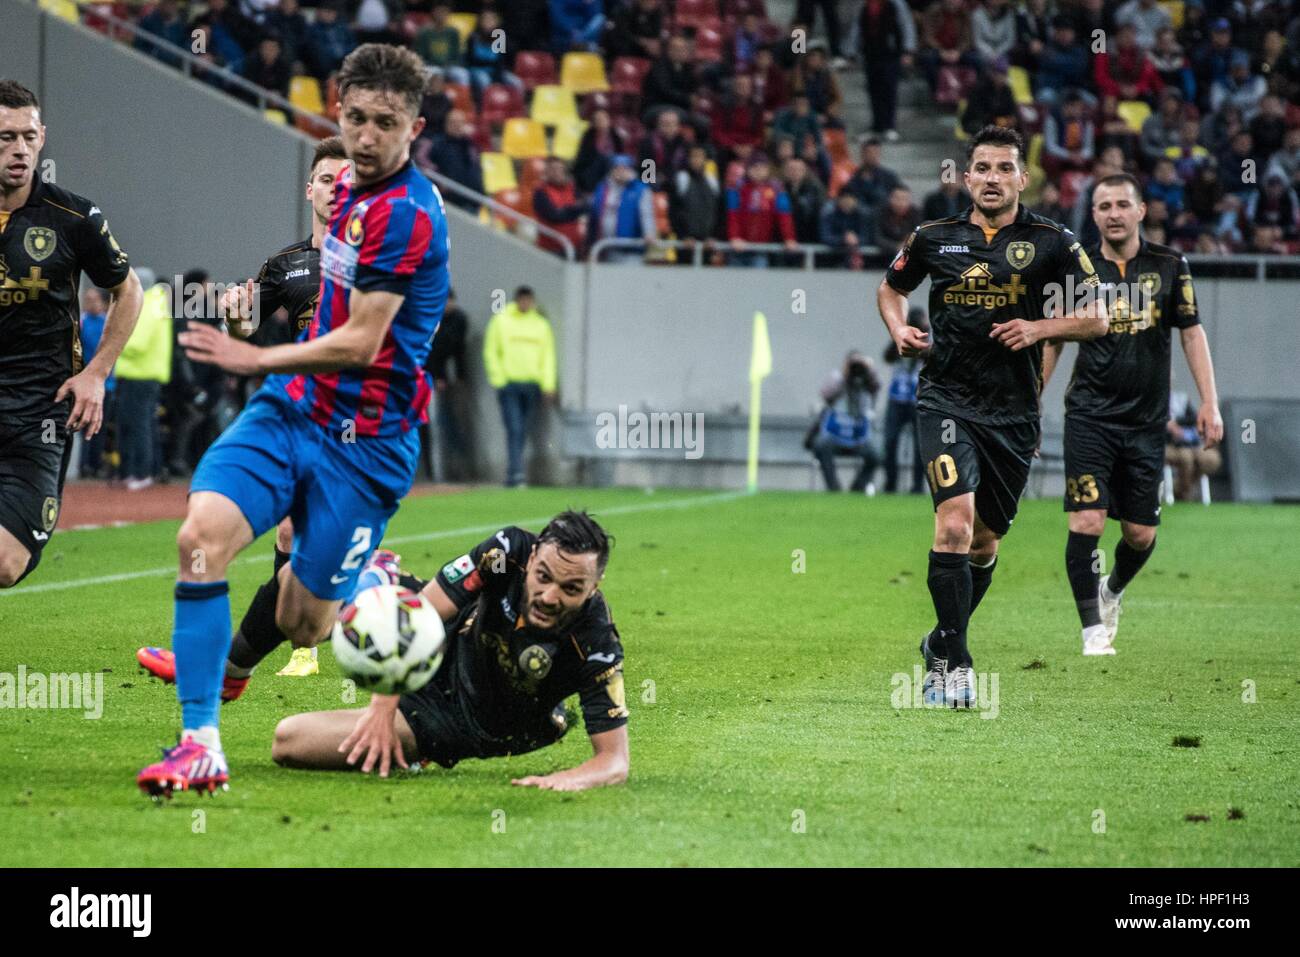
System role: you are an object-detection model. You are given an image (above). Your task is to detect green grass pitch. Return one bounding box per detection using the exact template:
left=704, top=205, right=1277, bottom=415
left=1, top=486, right=1297, bottom=866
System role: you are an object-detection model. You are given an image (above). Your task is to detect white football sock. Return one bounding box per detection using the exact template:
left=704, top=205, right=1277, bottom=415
left=184, top=726, right=223, bottom=753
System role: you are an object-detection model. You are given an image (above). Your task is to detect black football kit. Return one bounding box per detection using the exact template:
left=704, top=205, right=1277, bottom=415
left=0, top=179, right=131, bottom=579
left=397, top=527, right=629, bottom=767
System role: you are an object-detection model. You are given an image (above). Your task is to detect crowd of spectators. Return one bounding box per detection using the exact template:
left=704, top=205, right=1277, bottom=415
left=113, top=0, right=1300, bottom=262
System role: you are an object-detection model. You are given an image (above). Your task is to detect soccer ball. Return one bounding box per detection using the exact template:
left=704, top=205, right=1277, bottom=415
left=331, top=584, right=446, bottom=695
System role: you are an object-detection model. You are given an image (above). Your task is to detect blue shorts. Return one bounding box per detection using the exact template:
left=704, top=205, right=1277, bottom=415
left=190, top=386, right=420, bottom=600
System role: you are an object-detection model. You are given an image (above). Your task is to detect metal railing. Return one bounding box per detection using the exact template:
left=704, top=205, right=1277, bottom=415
left=589, top=237, right=887, bottom=269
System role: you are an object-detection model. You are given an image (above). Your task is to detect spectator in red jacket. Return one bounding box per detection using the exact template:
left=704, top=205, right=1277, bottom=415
left=638, top=109, right=690, bottom=192
left=726, top=153, right=798, bottom=267
left=712, top=72, right=766, bottom=160
left=1094, top=23, right=1165, bottom=101
left=533, top=157, right=586, bottom=256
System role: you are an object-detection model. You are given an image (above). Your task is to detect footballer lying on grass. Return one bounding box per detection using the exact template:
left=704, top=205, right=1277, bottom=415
left=272, top=511, right=630, bottom=792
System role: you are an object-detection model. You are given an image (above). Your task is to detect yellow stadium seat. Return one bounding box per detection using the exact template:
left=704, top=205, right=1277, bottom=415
left=551, top=118, right=588, bottom=161
left=289, top=76, right=325, bottom=116
left=39, top=0, right=79, bottom=23
left=501, top=117, right=549, bottom=159
left=530, top=85, right=579, bottom=127
left=1160, top=0, right=1184, bottom=30
left=447, top=13, right=477, bottom=43
left=560, top=52, right=609, bottom=94
left=954, top=101, right=970, bottom=141
left=1027, top=132, right=1044, bottom=172
left=1117, top=99, right=1152, bottom=133
left=264, top=109, right=289, bottom=125
left=480, top=152, right=518, bottom=194
left=1007, top=66, right=1033, bottom=107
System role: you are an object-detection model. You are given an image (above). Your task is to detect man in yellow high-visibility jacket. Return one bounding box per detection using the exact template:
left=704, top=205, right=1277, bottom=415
left=483, top=286, right=556, bottom=487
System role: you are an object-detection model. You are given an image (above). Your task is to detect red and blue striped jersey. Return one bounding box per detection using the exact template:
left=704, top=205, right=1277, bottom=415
left=282, top=159, right=449, bottom=438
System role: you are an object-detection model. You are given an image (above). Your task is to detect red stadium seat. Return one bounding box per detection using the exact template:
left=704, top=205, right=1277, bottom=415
left=935, top=66, right=977, bottom=109
left=445, top=82, right=476, bottom=118
left=481, top=83, right=525, bottom=127
left=694, top=27, right=725, bottom=64
left=613, top=116, right=644, bottom=147
left=675, top=0, right=720, bottom=30
left=401, top=13, right=430, bottom=42
left=469, top=116, right=494, bottom=152
left=513, top=50, right=558, bottom=92
left=610, top=57, right=653, bottom=96
left=581, top=91, right=615, bottom=120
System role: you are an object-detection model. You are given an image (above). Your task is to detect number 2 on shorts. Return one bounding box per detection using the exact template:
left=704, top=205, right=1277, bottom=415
left=340, top=526, right=373, bottom=572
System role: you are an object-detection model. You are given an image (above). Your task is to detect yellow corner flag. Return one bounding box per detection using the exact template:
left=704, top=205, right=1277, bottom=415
left=747, top=312, right=772, bottom=493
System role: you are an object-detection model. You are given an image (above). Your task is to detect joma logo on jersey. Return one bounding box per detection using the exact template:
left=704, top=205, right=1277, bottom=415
left=943, top=263, right=1026, bottom=309
left=938, top=244, right=970, bottom=254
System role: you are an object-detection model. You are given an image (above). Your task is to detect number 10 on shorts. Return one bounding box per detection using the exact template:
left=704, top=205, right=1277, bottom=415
left=927, top=454, right=959, bottom=494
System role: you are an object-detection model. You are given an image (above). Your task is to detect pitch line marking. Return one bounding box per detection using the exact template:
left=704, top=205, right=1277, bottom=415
left=0, top=491, right=747, bottom=598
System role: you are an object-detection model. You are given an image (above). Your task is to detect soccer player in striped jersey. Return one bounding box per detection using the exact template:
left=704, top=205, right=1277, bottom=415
left=137, top=44, right=450, bottom=797
left=136, top=136, right=348, bottom=686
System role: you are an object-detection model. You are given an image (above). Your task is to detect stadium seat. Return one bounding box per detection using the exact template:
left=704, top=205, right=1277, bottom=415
left=530, top=85, right=579, bottom=127
left=480, top=152, right=518, bottom=194
left=501, top=117, right=549, bottom=159
left=560, top=52, right=610, bottom=94
left=551, top=118, right=588, bottom=161
left=611, top=57, right=653, bottom=96
left=445, top=82, right=476, bottom=118
left=447, top=12, right=477, bottom=43
left=694, top=27, right=725, bottom=64
left=495, top=187, right=533, bottom=218
left=613, top=116, right=644, bottom=148
left=936, top=66, right=977, bottom=109
left=481, top=83, right=525, bottom=127
left=953, top=102, right=970, bottom=141
left=469, top=115, right=494, bottom=152
left=1027, top=132, right=1044, bottom=172
left=289, top=76, right=325, bottom=117
left=263, top=109, right=289, bottom=125
left=401, top=13, right=430, bottom=42
left=38, top=0, right=79, bottom=23
left=514, top=50, right=558, bottom=92
left=675, top=0, right=720, bottom=29
left=1007, top=66, right=1033, bottom=107
left=1117, top=99, right=1152, bottom=133
left=824, top=127, right=849, bottom=164
left=325, top=75, right=340, bottom=120
left=295, top=113, right=335, bottom=138
left=580, top=91, right=614, bottom=120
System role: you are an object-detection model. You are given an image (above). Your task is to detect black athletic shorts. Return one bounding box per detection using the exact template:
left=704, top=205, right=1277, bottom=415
left=0, top=412, right=72, bottom=582
left=1063, top=414, right=1164, bottom=526
left=916, top=408, right=1039, bottom=536
left=398, top=675, right=570, bottom=769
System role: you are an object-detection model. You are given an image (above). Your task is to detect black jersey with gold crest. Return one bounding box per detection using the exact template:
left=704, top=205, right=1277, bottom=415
left=431, top=526, right=629, bottom=741
left=248, top=237, right=319, bottom=346
left=1064, top=239, right=1199, bottom=429
left=0, top=178, right=130, bottom=417
left=884, top=204, right=1099, bottom=426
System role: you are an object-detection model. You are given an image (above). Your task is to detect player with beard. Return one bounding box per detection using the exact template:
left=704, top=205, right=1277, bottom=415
left=1042, top=173, right=1222, bottom=656
left=136, top=136, right=348, bottom=685
left=0, top=79, right=143, bottom=588
left=270, top=511, right=630, bottom=791
left=877, top=125, right=1109, bottom=708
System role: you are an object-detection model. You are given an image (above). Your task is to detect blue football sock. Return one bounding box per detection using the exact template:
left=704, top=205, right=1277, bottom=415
left=173, top=580, right=232, bottom=731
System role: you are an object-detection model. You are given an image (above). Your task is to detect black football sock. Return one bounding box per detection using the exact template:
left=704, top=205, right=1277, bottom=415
left=1065, top=531, right=1102, bottom=628
left=969, top=554, right=997, bottom=615
left=227, top=572, right=288, bottom=675
left=927, top=550, right=972, bottom=666
left=1107, top=535, right=1156, bottom=595
left=274, top=546, right=291, bottom=575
